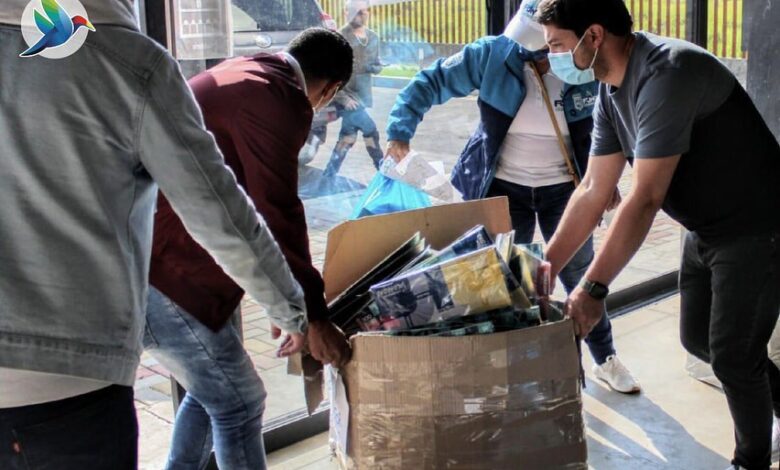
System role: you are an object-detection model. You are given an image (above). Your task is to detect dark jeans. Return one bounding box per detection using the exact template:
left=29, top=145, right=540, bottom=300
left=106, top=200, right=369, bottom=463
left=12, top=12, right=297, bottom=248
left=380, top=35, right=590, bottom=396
left=0, top=385, right=137, bottom=470
left=680, top=231, right=780, bottom=470
left=323, top=105, right=384, bottom=176
left=487, top=178, right=616, bottom=364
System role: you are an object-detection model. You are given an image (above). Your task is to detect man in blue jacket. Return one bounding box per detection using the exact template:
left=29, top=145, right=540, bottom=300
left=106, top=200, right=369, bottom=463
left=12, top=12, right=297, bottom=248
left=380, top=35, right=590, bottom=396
left=385, top=0, right=639, bottom=393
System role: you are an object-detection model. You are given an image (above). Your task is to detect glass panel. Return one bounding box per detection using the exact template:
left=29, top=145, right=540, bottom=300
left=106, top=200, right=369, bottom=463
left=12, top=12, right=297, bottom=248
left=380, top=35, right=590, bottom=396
left=232, top=0, right=322, bottom=32
left=598, top=167, right=682, bottom=294
left=625, top=0, right=688, bottom=41
left=707, top=0, right=745, bottom=59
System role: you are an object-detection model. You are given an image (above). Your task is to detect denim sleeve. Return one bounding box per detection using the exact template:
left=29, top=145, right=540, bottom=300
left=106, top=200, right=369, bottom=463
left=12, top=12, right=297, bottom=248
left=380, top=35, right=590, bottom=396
left=386, top=38, right=492, bottom=142
left=137, top=53, right=307, bottom=334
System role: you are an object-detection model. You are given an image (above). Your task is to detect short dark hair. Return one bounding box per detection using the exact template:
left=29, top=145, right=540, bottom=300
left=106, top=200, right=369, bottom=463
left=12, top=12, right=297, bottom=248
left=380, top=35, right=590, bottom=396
left=536, top=0, right=633, bottom=38
left=287, top=28, right=353, bottom=86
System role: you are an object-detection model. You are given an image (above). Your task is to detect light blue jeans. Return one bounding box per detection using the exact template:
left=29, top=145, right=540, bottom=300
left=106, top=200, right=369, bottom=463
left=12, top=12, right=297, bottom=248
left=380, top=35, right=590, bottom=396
left=143, top=287, right=267, bottom=470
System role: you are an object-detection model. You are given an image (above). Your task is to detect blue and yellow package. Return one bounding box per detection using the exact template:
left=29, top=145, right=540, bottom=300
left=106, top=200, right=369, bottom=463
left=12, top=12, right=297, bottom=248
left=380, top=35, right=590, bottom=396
left=401, top=225, right=494, bottom=273
left=369, top=247, right=515, bottom=330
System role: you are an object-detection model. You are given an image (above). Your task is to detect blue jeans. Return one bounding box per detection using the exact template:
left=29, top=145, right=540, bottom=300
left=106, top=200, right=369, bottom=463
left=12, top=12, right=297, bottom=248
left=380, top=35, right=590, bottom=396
left=323, top=105, right=384, bottom=176
left=0, top=385, right=137, bottom=470
left=143, top=287, right=267, bottom=470
left=487, top=179, right=616, bottom=364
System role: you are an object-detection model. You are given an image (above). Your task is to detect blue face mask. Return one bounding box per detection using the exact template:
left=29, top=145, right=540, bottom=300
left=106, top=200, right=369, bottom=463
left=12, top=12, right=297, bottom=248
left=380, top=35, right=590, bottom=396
left=548, top=32, right=599, bottom=85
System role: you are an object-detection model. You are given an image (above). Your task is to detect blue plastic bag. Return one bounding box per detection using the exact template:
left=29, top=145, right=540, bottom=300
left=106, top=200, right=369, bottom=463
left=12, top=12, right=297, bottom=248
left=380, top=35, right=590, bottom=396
left=350, top=172, right=431, bottom=219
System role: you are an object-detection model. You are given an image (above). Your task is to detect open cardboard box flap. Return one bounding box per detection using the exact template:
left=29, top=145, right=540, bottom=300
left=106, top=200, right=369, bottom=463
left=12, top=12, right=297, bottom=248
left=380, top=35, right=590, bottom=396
left=296, top=197, right=512, bottom=414
left=323, top=197, right=512, bottom=302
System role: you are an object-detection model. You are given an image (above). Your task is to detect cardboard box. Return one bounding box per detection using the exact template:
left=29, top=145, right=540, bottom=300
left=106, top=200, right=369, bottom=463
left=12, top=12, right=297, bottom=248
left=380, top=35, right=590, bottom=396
left=330, top=320, right=586, bottom=469
left=313, top=198, right=586, bottom=468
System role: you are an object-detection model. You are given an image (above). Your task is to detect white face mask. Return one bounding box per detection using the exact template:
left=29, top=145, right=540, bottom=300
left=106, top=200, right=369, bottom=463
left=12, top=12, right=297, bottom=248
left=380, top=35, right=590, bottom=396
left=313, top=86, right=337, bottom=112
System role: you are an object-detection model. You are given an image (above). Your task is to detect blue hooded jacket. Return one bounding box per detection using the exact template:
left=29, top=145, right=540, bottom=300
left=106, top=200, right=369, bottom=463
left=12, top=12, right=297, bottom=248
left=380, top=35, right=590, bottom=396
left=386, top=35, right=599, bottom=200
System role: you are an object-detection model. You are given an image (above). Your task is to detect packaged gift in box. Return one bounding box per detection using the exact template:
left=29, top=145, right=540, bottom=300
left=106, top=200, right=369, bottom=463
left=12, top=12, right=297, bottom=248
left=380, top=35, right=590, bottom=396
left=383, top=306, right=542, bottom=337
left=403, top=225, right=494, bottom=272
left=510, top=243, right=551, bottom=302
left=369, top=247, right=516, bottom=330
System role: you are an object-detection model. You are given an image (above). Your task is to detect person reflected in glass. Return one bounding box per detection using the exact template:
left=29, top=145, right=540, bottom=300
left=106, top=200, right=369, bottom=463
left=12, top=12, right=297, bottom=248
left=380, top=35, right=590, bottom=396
left=322, top=0, right=385, bottom=177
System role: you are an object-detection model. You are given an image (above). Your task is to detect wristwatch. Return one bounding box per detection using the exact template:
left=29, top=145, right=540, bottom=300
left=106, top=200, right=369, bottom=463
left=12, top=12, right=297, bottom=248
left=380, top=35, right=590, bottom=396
left=580, top=279, right=609, bottom=300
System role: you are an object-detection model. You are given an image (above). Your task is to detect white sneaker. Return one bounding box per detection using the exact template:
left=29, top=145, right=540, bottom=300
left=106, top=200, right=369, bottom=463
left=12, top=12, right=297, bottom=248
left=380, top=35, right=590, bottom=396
left=772, top=416, right=780, bottom=461
left=592, top=355, right=641, bottom=394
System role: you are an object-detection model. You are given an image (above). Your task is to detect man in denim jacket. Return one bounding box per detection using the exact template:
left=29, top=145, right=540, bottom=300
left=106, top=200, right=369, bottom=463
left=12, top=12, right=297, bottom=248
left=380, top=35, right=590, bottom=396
left=0, top=1, right=311, bottom=467
left=385, top=0, right=639, bottom=394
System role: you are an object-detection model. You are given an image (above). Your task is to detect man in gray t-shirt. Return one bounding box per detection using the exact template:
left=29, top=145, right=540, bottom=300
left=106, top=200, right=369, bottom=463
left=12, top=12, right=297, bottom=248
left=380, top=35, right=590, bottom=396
left=589, top=32, right=779, bottom=240
left=537, top=0, right=780, bottom=468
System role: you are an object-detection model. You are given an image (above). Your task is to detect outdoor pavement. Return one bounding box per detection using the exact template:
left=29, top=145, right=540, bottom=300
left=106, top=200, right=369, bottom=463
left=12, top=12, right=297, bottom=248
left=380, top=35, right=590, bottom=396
left=136, top=86, right=684, bottom=468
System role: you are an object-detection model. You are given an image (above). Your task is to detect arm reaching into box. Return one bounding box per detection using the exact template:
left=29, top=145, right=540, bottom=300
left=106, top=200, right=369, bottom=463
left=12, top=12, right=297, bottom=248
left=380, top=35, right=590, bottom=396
left=139, top=53, right=307, bottom=336
left=231, top=79, right=351, bottom=367
left=385, top=38, right=494, bottom=160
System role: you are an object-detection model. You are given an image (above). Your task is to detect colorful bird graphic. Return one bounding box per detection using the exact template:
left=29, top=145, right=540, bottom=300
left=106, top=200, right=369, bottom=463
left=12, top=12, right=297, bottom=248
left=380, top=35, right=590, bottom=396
left=20, top=0, right=95, bottom=57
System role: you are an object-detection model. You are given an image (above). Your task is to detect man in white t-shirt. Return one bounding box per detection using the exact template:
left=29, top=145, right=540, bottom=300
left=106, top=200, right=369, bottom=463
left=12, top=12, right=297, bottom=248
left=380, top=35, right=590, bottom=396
left=384, top=0, right=639, bottom=393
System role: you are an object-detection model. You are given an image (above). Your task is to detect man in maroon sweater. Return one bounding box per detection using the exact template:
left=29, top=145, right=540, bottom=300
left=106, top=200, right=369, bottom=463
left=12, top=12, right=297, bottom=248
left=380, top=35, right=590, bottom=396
left=144, top=29, right=354, bottom=469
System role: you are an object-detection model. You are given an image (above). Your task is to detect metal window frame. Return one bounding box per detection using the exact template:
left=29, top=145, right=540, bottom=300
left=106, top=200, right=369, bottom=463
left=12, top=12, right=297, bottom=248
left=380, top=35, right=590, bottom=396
left=686, top=0, right=708, bottom=48
left=143, top=0, right=169, bottom=48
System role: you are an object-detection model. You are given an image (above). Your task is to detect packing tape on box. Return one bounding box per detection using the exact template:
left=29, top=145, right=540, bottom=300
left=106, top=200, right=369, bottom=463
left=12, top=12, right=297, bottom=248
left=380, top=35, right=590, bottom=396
left=350, top=377, right=581, bottom=416
left=331, top=320, right=586, bottom=469
left=341, top=403, right=587, bottom=469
